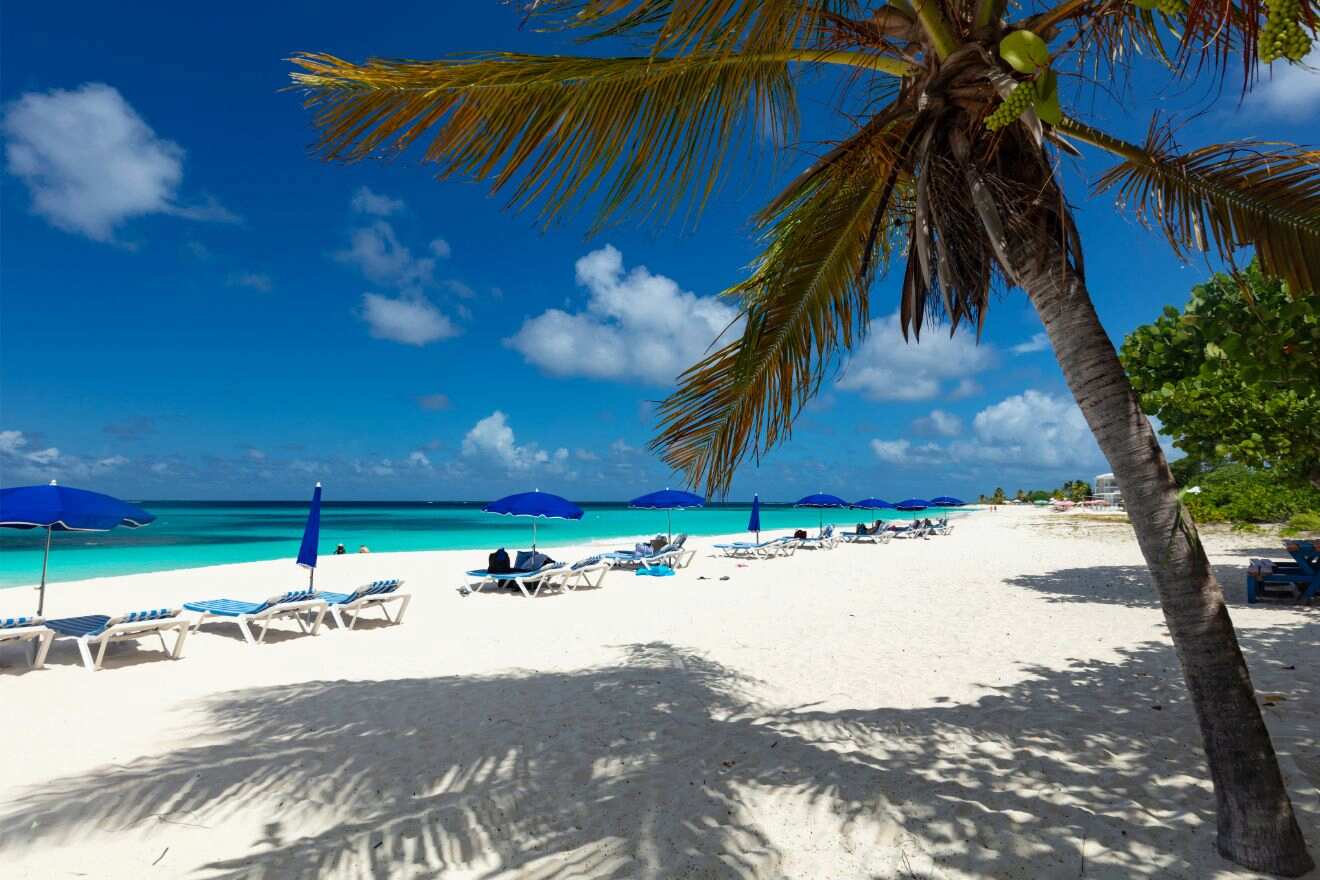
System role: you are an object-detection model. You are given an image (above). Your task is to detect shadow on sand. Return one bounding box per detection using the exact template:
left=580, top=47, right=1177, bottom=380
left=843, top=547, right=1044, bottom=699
left=1008, top=563, right=1318, bottom=609
left=1, top=633, right=1316, bottom=878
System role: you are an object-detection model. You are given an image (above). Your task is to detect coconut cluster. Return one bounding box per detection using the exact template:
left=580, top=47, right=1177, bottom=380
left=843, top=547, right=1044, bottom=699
left=1259, top=0, right=1313, bottom=63
left=985, top=82, right=1036, bottom=131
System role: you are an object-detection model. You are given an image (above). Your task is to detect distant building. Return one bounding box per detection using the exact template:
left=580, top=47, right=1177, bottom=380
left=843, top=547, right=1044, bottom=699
left=1094, top=472, right=1122, bottom=508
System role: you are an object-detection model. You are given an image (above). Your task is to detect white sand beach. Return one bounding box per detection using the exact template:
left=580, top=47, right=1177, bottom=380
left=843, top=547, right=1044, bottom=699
left=0, top=507, right=1315, bottom=879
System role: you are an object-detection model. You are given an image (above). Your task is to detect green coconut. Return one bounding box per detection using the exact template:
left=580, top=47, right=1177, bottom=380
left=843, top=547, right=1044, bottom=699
left=999, top=29, right=1050, bottom=74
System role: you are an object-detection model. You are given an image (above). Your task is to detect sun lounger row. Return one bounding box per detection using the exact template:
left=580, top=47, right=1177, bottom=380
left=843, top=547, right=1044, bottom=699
left=1, top=579, right=409, bottom=672
left=465, top=556, right=612, bottom=598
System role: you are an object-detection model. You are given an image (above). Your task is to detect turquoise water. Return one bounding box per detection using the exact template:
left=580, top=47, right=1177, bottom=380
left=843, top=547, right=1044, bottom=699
left=0, top=501, right=949, bottom=588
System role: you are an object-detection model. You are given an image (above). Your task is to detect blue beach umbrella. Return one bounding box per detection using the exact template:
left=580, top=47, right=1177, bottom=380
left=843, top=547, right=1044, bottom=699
left=747, top=494, right=762, bottom=543
left=895, top=498, right=930, bottom=514
left=794, top=492, right=849, bottom=530
left=629, top=488, right=705, bottom=542
left=930, top=496, right=965, bottom=507
left=296, top=482, right=322, bottom=588
left=483, top=490, right=584, bottom=550
left=852, top=498, right=895, bottom=510
left=0, top=480, right=156, bottom=614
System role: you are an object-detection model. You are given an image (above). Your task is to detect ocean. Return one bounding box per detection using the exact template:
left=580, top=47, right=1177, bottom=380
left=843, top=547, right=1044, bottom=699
left=0, top=501, right=949, bottom=588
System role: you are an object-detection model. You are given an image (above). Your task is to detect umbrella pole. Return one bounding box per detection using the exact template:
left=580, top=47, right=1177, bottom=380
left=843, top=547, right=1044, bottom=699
left=667, top=510, right=673, bottom=544
left=37, top=525, right=52, bottom=616
left=532, top=520, right=537, bottom=552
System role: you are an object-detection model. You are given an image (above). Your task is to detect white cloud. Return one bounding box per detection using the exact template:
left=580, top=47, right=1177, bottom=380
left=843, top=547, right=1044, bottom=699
left=870, top=438, right=947, bottom=466
left=913, top=409, right=963, bottom=437
left=1246, top=48, right=1320, bottom=120
left=336, top=220, right=435, bottom=288
left=462, top=411, right=569, bottom=473
left=837, top=312, right=996, bottom=401
left=1011, top=332, right=1050, bottom=355
left=407, top=450, right=433, bottom=469
left=0, top=429, right=129, bottom=481
left=3, top=83, right=235, bottom=241
left=429, top=238, right=452, bottom=258
left=957, top=390, right=1100, bottom=468
left=869, top=389, right=1105, bottom=472
left=350, top=186, right=405, bottom=216
left=507, top=245, right=741, bottom=386
left=361, top=292, right=457, bottom=346
left=228, top=272, right=273, bottom=292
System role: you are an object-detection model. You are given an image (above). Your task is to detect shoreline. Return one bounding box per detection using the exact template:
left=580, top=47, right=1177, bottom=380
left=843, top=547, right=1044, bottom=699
left=0, top=508, right=973, bottom=591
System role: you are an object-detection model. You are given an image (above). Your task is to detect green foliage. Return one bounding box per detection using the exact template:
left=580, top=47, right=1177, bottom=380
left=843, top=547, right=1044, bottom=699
left=1281, top=511, right=1320, bottom=537
left=1181, top=464, right=1320, bottom=524
left=992, top=487, right=1006, bottom=504
left=1120, top=261, right=1320, bottom=489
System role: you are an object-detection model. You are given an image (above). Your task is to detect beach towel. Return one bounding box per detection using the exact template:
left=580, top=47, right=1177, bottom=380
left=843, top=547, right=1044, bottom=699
left=636, top=566, right=675, bottom=577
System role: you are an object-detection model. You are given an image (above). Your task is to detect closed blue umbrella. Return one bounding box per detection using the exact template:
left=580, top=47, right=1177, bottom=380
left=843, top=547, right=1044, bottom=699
left=794, top=492, right=849, bottom=530
left=0, top=480, right=156, bottom=614
left=895, top=498, right=930, bottom=514
left=483, top=490, right=584, bottom=550
left=629, top=488, right=705, bottom=542
left=748, top=494, right=761, bottom=542
left=930, top=496, right=965, bottom=507
left=296, top=482, right=322, bottom=588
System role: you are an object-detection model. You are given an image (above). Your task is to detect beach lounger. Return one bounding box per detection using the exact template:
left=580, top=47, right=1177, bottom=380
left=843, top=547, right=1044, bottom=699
left=316, top=579, right=410, bottom=629
left=184, top=590, right=328, bottom=644
left=465, top=563, right=564, bottom=598
left=714, top=537, right=797, bottom=559
left=797, top=525, right=839, bottom=550
left=0, top=615, right=54, bottom=670
left=1247, top=540, right=1320, bottom=604
left=543, top=556, right=612, bottom=592
left=44, top=609, right=188, bottom=671
left=840, top=528, right=891, bottom=545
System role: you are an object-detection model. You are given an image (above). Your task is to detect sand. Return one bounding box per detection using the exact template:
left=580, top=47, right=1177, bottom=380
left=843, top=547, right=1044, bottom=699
left=0, top=507, right=1315, bottom=879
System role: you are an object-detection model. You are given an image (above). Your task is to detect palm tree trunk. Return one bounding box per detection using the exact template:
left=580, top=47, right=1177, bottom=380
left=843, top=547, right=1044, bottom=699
left=1013, top=236, right=1314, bottom=875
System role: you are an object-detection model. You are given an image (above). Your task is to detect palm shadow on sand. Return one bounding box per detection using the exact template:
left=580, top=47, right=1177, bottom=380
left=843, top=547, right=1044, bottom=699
left=0, top=628, right=1316, bottom=879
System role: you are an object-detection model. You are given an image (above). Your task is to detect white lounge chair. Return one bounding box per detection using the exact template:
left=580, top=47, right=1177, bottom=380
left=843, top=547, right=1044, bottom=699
left=465, top=563, right=564, bottom=598
left=0, top=615, right=54, bottom=670
left=45, top=609, right=188, bottom=671
left=544, top=556, right=612, bottom=592
left=797, top=525, right=839, bottom=550
left=316, top=579, right=410, bottom=630
left=714, top=537, right=797, bottom=559
left=840, top=527, right=891, bottom=544
left=184, top=590, right=329, bottom=644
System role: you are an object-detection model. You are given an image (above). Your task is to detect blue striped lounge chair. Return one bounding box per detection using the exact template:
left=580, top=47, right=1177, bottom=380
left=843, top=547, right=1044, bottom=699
left=44, top=609, right=188, bottom=672
left=315, top=579, right=410, bottom=630
left=543, top=556, right=612, bottom=592
left=183, top=590, right=328, bottom=644
left=465, top=562, right=565, bottom=598
left=1, top=615, right=55, bottom=670
left=715, top=537, right=795, bottom=559
left=797, top=525, right=839, bottom=550
left=840, top=526, right=890, bottom=545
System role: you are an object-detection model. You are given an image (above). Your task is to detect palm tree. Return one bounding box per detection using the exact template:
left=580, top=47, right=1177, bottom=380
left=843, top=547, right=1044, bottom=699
left=289, top=1, right=1318, bottom=872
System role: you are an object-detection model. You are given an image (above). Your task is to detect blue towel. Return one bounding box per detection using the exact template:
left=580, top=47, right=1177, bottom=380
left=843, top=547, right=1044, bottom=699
left=636, top=566, right=675, bottom=577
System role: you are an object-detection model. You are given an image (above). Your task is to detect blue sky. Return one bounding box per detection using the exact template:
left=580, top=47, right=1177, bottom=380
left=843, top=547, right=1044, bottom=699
left=3, top=3, right=1318, bottom=501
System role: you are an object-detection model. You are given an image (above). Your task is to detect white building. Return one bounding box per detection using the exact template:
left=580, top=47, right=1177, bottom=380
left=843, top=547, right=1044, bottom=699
left=1094, top=473, right=1122, bottom=508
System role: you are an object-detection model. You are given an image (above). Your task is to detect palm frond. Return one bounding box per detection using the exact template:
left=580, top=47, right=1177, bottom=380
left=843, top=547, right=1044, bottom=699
left=290, top=51, right=801, bottom=229
left=652, top=114, right=912, bottom=492
left=527, top=0, right=863, bottom=55
left=1086, top=120, right=1320, bottom=295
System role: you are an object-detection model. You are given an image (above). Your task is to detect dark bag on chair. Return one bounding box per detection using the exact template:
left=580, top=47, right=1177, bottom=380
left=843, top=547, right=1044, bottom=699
left=488, top=548, right=512, bottom=574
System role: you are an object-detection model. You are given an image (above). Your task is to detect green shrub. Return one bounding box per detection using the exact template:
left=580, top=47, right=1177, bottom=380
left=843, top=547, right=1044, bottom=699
left=1281, top=511, right=1320, bottom=537
left=1181, top=464, right=1320, bottom=524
